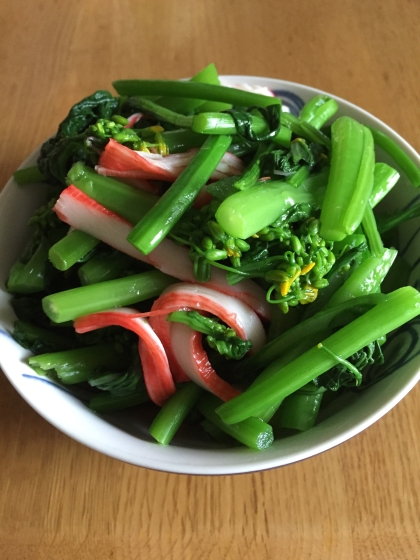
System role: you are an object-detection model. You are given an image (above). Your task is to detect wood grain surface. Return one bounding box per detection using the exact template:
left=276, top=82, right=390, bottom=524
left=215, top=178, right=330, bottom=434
left=1, top=1, right=420, bottom=558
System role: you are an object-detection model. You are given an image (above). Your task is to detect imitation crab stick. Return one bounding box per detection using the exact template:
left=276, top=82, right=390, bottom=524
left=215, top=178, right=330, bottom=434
left=96, top=138, right=244, bottom=182
left=148, top=283, right=266, bottom=399
left=53, top=185, right=272, bottom=319
left=74, top=308, right=175, bottom=406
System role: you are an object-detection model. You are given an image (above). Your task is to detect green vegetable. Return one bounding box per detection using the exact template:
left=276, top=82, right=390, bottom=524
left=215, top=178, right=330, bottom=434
left=113, top=80, right=281, bottom=109
left=49, top=230, right=100, bottom=271
left=38, top=90, right=118, bottom=185
left=67, top=162, right=158, bottom=225
left=215, top=180, right=325, bottom=239
left=320, top=117, right=375, bottom=241
left=127, top=134, right=232, bottom=255
left=42, top=270, right=175, bottom=323
left=216, top=287, right=420, bottom=424
left=198, top=394, right=274, bottom=450
left=13, top=166, right=46, bottom=185
left=149, top=383, right=203, bottom=445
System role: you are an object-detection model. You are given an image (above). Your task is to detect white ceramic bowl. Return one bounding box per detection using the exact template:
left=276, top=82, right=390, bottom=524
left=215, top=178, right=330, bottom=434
left=1, top=76, right=420, bottom=475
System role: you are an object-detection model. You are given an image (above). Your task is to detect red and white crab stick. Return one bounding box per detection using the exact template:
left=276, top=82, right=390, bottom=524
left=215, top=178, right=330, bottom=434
left=149, top=283, right=266, bottom=401
left=74, top=308, right=175, bottom=406
left=54, top=186, right=272, bottom=320
left=96, top=139, right=244, bottom=182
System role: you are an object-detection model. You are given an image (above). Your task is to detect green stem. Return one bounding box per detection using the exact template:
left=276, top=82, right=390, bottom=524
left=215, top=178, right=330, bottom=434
left=149, top=383, right=203, bottom=445
left=113, top=80, right=281, bottom=109
left=215, top=180, right=325, bottom=239
left=361, top=205, right=384, bottom=258
left=368, top=126, right=420, bottom=187
left=89, top=387, right=150, bottom=413
left=326, top=248, right=397, bottom=308
left=127, top=134, right=232, bottom=255
left=28, top=344, right=127, bottom=373
left=271, top=385, right=324, bottom=431
left=7, top=239, right=50, bottom=294
left=13, top=166, right=46, bottom=185
left=49, top=230, right=100, bottom=271
left=156, top=63, right=223, bottom=114
left=42, top=270, right=175, bottom=323
left=232, top=293, right=385, bottom=381
left=192, top=112, right=291, bottom=147
left=67, top=162, right=158, bottom=225
left=198, top=393, right=274, bottom=450
left=300, top=95, right=338, bottom=130
left=78, top=251, right=135, bottom=285
left=320, top=117, right=374, bottom=241
left=369, top=163, right=400, bottom=208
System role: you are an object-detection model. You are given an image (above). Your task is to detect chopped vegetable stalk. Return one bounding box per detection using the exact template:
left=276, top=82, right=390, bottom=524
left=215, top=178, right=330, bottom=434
left=368, top=126, right=420, bottom=187
left=49, top=229, right=100, bottom=271
left=42, top=270, right=175, bottom=323
left=369, top=163, right=400, bottom=207
left=149, top=383, right=203, bottom=445
left=215, top=180, right=325, bottom=239
left=320, top=117, right=375, bottom=241
left=113, top=80, right=282, bottom=109
left=13, top=166, right=46, bottom=185
left=326, top=248, right=397, bottom=308
left=78, top=251, right=135, bottom=285
left=198, top=394, right=274, bottom=450
left=299, top=94, right=338, bottom=129
left=89, top=387, right=150, bottom=413
left=127, top=134, right=232, bottom=255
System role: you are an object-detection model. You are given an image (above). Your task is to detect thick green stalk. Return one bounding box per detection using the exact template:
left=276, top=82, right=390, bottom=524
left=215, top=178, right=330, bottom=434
left=281, top=112, right=332, bottom=148
left=7, top=239, right=50, bottom=294
left=299, top=95, right=338, bottom=129
left=368, top=126, right=420, bottom=187
left=127, top=98, right=194, bottom=128
left=67, top=162, right=158, bottom=225
left=78, top=251, right=135, bottom=285
left=369, top=163, right=400, bottom=208
left=13, top=166, right=46, bottom=185
left=326, top=248, right=397, bottom=308
left=320, top=117, right=375, bottom=241
left=42, top=270, right=175, bottom=323
left=49, top=230, right=100, bottom=271
left=89, top=387, right=150, bottom=413
left=271, top=386, right=324, bottom=431
left=198, top=394, right=274, bottom=450
left=216, top=287, right=420, bottom=424
left=361, top=205, right=384, bottom=258
left=233, top=294, right=385, bottom=380
left=191, top=112, right=292, bottom=147
left=156, top=63, right=223, bottom=113
left=149, top=383, right=203, bottom=445
left=127, top=135, right=232, bottom=255
left=113, top=80, right=281, bottom=109
left=215, top=180, right=325, bottom=239
left=161, top=129, right=208, bottom=153
left=28, top=344, right=126, bottom=372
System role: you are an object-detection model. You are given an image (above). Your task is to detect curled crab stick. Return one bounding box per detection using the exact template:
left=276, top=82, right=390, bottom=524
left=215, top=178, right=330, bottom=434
left=96, top=139, right=244, bottom=182
left=74, top=308, right=175, bottom=406
left=54, top=186, right=272, bottom=320
left=149, top=283, right=266, bottom=397
left=170, top=322, right=240, bottom=401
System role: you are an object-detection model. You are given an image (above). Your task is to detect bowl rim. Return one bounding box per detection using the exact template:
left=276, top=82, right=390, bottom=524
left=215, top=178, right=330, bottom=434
left=1, top=75, right=420, bottom=475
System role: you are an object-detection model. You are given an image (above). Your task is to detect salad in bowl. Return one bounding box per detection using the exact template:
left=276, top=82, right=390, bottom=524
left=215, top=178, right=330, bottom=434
left=1, top=64, right=420, bottom=474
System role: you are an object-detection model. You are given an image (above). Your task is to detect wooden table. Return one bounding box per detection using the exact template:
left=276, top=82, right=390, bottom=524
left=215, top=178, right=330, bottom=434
left=1, top=1, right=420, bottom=558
